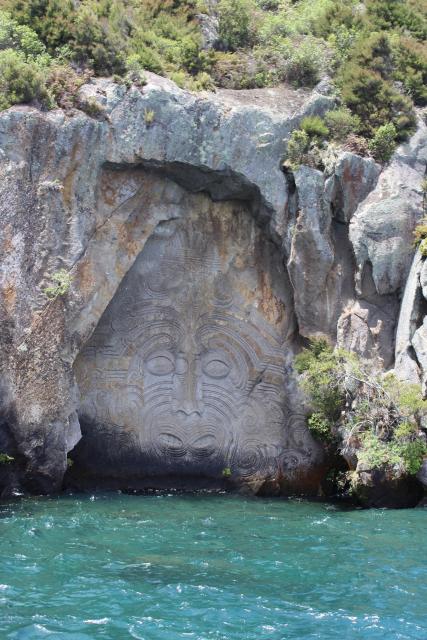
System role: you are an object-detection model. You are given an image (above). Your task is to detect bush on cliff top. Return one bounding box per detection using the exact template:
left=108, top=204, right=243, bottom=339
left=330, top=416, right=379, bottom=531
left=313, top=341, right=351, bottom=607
left=0, top=0, right=425, bottom=154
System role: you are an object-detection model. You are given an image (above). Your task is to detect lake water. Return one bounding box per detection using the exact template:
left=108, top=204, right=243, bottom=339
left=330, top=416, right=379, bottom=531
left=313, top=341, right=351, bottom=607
left=0, top=493, right=426, bottom=639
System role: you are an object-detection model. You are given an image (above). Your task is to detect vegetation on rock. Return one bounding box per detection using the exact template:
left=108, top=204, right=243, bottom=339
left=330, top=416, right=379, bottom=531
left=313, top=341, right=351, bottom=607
left=413, top=180, right=427, bottom=256
left=295, top=339, right=427, bottom=490
left=0, top=0, right=424, bottom=158
left=368, top=122, right=398, bottom=162
left=43, top=268, right=72, bottom=299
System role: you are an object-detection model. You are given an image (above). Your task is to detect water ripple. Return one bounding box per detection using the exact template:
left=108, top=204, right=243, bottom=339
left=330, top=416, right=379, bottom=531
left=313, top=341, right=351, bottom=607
left=0, top=494, right=426, bottom=639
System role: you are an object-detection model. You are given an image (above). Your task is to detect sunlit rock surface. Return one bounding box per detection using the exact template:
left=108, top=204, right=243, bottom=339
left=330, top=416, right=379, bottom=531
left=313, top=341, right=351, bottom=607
left=0, top=72, right=425, bottom=500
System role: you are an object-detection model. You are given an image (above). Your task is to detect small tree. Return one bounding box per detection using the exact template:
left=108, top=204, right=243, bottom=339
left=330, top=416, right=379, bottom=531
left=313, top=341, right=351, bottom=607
left=324, top=107, right=361, bottom=141
left=368, top=122, right=397, bottom=162
left=284, top=129, right=309, bottom=170
left=0, top=49, right=47, bottom=110
left=217, top=0, right=256, bottom=51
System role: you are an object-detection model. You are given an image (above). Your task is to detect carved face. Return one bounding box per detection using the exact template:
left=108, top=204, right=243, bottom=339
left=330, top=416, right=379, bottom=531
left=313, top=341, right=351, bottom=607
left=75, top=212, right=310, bottom=480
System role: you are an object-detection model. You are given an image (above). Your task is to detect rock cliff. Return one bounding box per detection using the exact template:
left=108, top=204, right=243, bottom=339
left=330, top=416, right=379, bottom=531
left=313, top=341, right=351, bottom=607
left=0, top=73, right=426, bottom=503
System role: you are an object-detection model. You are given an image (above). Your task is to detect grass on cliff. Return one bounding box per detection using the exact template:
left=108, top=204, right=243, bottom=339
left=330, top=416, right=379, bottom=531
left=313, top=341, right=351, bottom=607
left=295, top=339, right=427, bottom=483
left=0, top=0, right=425, bottom=155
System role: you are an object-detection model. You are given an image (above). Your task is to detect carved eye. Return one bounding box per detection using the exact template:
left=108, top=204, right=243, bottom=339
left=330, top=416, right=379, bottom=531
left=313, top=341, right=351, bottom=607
left=202, top=358, right=230, bottom=379
left=146, top=355, right=175, bottom=376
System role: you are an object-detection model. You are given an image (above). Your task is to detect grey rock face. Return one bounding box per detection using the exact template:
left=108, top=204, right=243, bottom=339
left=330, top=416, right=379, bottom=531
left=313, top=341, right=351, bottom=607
left=72, top=200, right=318, bottom=487
left=0, top=76, right=333, bottom=495
left=288, top=151, right=382, bottom=346
left=337, top=300, right=395, bottom=366
left=324, top=152, right=380, bottom=225
left=394, top=250, right=424, bottom=384
left=288, top=166, right=334, bottom=337
left=350, top=117, right=427, bottom=297
left=196, top=13, right=220, bottom=50
left=416, top=458, right=427, bottom=489
left=0, top=71, right=425, bottom=498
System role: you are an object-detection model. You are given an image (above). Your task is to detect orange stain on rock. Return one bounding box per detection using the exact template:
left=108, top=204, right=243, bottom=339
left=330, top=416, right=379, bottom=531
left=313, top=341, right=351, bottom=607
left=3, top=282, right=16, bottom=314
left=75, top=259, right=95, bottom=298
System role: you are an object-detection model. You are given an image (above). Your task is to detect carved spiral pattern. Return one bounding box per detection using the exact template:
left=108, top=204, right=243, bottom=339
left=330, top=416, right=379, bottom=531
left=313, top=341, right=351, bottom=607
left=74, top=213, right=315, bottom=481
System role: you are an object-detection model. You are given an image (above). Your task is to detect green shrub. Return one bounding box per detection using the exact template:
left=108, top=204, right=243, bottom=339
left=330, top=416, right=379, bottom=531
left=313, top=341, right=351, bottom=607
left=0, top=0, right=76, bottom=52
left=169, top=69, right=188, bottom=88
left=300, top=115, right=329, bottom=140
left=307, top=412, right=335, bottom=443
left=294, top=340, right=347, bottom=421
left=368, top=122, right=397, bottom=162
left=70, top=4, right=126, bottom=75
left=0, top=10, right=49, bottom=61
left=419, top=239, right=427, bottom=258
left=255, top=0, right=281, bottom=10
left=217, top=0, right=256, bottom=51
left=0, top=453, right=14, bottom=464
left=0, top=10, right=51, bottom=109
left=390, top=379, right=427, bottom=415
left=211, top=50, right=270, bottom=89
left=123, top=54, right=147, bottom=87
left=294, top=341, right=427, bottom=478
left=129, top=43, right=164, bottom=75
left=0, top=48, right=47, bottom=109
left=357, top=433, right=391, bottom=469
left=43, top=268, right=72, bottom=299
left=324, top=107, right=360, bottom=141
left=358, top=433, right=426, bottom=476
left=284, top=129, right=310, bottom=170
left=0, top=0, right=424, bottom=130
left=45, top=64, right=89, bottom=110
left=337, top=31, right=417, bottom=140
left=144, top=108, right=155, bottom=125
left=366, top=0, right=427, bottom=42
left=391, top=439, right=427, bottom=475
left=413, top=197, right=427, bottom=247
left=283, top=37, right=324, bottom=87
left=295, top=0, right=358, bottom=39
left=339, top=62, right=415, bottom=139
left=188, top=71, right=216, bottom=91
left=391, top=37, right=427, bottom=106
left=327, top=24, right=359, bottom=67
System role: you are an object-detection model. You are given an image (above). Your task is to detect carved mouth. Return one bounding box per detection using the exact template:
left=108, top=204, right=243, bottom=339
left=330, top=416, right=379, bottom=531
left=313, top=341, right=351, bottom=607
left=157, top=430, right=218, bottom=459
left=150, top=416, right=230, bottom=461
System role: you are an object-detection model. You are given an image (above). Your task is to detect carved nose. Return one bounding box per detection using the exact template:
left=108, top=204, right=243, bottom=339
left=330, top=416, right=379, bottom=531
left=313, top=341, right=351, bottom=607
left=177, top=402, right=202, bottom=417
left=173, top=354, right=203, bottom=416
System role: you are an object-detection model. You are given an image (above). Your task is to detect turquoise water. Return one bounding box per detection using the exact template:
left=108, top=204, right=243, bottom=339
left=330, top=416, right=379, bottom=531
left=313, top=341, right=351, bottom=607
left=0, top=494, right=426, bottom=639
